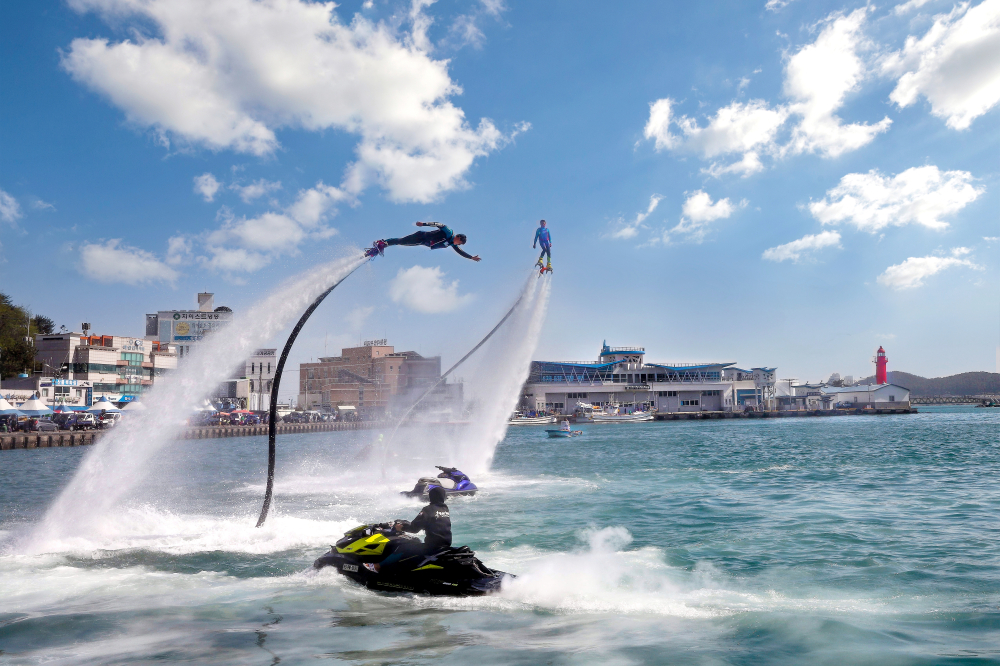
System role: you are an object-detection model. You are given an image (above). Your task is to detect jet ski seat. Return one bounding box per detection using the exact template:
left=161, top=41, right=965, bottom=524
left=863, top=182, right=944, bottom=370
left=436, top=477, right=457, bottom=489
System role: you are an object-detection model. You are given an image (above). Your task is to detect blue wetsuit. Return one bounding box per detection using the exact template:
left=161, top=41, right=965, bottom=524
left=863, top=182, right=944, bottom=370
left=533, top=226, right=551, bottom=265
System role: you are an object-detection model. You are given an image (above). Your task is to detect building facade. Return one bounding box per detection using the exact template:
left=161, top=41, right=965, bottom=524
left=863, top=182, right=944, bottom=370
left=522, top=342, right=776, bottom=414
left=298, top=339, right=459, bottom=418
left=146, top=292, right=234, bottom=360
left=30, top=332, right=177, bottom=404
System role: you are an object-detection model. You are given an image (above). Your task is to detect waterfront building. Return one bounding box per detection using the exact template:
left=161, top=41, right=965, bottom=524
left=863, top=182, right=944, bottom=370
left=22, top=331, right=177, bottom=405
left=522, top=342, right=776, bottom=414
left=298, top=339, right=460, bottom=418
left=820, top=383, right=910, bottom=408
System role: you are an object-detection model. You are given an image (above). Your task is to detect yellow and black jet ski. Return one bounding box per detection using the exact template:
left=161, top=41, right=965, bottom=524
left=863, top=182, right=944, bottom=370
left=313, top=522, right=512, bottom=596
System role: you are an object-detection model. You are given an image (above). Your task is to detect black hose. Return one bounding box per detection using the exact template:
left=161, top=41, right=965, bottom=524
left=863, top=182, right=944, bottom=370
left=256, top=259, right=365, bottom=527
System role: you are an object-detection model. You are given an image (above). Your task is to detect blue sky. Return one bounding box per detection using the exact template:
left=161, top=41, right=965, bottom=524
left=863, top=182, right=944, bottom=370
left=2, top=0, right=998, bottom=391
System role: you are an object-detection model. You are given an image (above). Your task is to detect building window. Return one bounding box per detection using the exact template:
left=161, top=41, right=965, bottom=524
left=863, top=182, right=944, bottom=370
left=889, top=395, right=895, bottom=402
left=657, top=391, right=677, bottom=397
left=567, top=393, right=588, bottom=399
left=681, top=399, right=700, bottom=406
left=701, top=390, right=720, bottom=396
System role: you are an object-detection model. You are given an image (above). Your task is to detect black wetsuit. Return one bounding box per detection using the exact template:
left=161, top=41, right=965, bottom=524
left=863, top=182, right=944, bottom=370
left=385, top=224, right=477, bottom=260
left=400, top=502, right=452, bottom=550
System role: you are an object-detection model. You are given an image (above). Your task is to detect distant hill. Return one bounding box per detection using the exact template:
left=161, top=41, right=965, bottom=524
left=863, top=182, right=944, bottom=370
left=854, top=371, right=1000, bottom=396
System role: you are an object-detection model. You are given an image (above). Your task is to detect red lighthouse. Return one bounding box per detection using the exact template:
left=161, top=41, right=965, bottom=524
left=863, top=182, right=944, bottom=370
left=875, top=346, right=888, bottom=385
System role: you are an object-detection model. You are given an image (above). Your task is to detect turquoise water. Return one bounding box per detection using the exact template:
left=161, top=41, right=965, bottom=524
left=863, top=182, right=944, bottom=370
left=2, top=405, right=999, bottom=664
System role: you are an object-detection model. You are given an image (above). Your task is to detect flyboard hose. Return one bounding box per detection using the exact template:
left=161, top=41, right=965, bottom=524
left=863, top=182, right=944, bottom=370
left=256, top=259, right=366, bottom=528
left=378, top=284, right=529, bottom=475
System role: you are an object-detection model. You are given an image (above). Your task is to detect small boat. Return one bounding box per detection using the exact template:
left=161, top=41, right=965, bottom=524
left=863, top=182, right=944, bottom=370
left=546, top=419, right=583, bottom=438
left=508, top=411, right=557, bottom=425
left=591, top=404, right=655, bottom=423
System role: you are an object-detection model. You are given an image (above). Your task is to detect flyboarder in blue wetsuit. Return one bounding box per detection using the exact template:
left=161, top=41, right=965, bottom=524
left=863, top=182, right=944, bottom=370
left=533, top=220, right=552, bottom=272
left=366, top=222, right=481, bottom=262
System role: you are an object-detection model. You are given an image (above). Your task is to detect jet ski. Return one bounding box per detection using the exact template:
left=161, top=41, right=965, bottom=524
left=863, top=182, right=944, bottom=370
left=313, top=522, right=512, bottom=596
left=402, top=465, right=477, bottom=498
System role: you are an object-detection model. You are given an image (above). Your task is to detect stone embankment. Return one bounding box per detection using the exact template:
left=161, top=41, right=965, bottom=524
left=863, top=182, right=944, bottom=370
left=0, top=420, right=387, bottom=451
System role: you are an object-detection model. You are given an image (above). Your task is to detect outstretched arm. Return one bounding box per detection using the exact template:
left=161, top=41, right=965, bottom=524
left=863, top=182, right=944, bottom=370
left=452, top=245, right=481, bottom=262
left=416, top=221, right=444, bottom=228
left=533, top=228, right=539, bottom=248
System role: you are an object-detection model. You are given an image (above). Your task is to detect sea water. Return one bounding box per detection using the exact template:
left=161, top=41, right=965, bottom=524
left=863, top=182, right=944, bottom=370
left=1, top=405, right=998, bottom=664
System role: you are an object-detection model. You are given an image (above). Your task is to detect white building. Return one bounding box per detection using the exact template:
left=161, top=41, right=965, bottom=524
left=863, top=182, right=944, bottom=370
left=821, top=383, right=910, bottom=408
left=31, top=331, right=177, bottom=404
left=145, top=292, right=233, bottom=360
left=522, top=342, right=776, bottom=414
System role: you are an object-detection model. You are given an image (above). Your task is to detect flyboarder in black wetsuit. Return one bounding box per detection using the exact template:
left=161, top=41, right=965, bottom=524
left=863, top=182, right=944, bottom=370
left=365, top=222, right=481, bottom=262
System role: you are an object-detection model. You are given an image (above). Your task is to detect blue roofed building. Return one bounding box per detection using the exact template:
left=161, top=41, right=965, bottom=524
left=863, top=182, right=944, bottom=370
left=522, top=341, right=776, bottom=414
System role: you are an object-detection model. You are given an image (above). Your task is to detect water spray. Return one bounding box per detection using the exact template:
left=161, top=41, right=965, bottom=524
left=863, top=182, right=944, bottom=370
left=376, top=279, right=531, bottom=476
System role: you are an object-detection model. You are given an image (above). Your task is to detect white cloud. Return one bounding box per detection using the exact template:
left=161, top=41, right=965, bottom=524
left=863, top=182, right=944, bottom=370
left=645, top=98, right=787, bottom=159
left=32, top=199, right=56, bottom=211
left=762, top=230, right=842, bottom=262
left=202, top=182, right=345, bottom=273
left=665, top=191, right=741, bottom=243
left=389, top=265, right=473, bottom=313
left=783, top=8, right=892, bottom=157
left=809, top=165, right=983, bottom=232
left=877, top=247, right=982, bottom=289
left=345, top=305, right=375, bottom=331
left=883, top=0, right=1000, bottom=130
left=63, top=0, right=523, bottom=203
left=984, top=236, right=1000, bottom=242
left=766, top=0, right=797, bottom=11
left=231, top=178, right=281, bottom=203
left=193, top=173, right=221, bottom=202
left=703, top=151, right=765, bottom=178
left=166, top=235, right=192, bottom=265
left=894, top=0, right=935, bottom=15
left=79, top=239, right=178, bottom=284
left=197, top=246, right=270, bottom=274
left=681, top=100, right=790, bottom=158
left=644, top=8, right=891, bottom=169
left=0, top=189, right=22, bottom=223
left=643, top=98, right=679, bottom=151
left=609, top=194, right=663, bottom=240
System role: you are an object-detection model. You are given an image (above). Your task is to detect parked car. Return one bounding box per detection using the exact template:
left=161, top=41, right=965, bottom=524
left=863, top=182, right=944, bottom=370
left=27, top=417, right=60, bottom=432
left=65, top=413, right=97, bottom=430
left=97, top=412, right=120, bottom=429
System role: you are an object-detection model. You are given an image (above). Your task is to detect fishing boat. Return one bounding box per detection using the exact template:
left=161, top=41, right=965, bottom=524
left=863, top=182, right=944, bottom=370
left=546, top=419, right=584, bottom=438
left=590, top=403, right=655, bottom=423
left=508, top=411, right=557, bottom=425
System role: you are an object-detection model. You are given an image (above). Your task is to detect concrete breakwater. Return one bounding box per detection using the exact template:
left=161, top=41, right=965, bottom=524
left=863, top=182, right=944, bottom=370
left=0, top=420, right=388, bottom=451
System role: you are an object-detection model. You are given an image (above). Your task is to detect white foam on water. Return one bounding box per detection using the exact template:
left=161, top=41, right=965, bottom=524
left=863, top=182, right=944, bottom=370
left=24, top=252, right=368, bottom=555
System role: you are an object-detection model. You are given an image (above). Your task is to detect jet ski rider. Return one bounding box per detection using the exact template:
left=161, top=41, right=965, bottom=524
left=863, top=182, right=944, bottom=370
left=371, top=486, right=452, bottom=573
left=395, top=485, right=452, bottom=551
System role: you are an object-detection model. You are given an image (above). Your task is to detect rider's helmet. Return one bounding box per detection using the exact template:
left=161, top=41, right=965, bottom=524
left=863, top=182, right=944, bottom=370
left=428, top=486, right=447, bottom=505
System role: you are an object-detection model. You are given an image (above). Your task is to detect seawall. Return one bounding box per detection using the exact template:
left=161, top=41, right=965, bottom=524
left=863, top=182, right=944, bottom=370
left=0, top=420, right=387, bottom=451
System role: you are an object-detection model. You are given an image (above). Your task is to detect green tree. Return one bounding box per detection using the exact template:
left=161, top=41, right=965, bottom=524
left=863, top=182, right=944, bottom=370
left=0, top=293, right=55, bottom=378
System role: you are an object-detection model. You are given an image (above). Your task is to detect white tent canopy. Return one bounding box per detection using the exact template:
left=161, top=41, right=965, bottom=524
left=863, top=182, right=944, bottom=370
left=121, top=400, right=147, bottom=411
left=0, top=397, right=21, bottom=414
left=88, top=397, right=121, bottom=413
left=17, top=397, right=52, bottom=416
